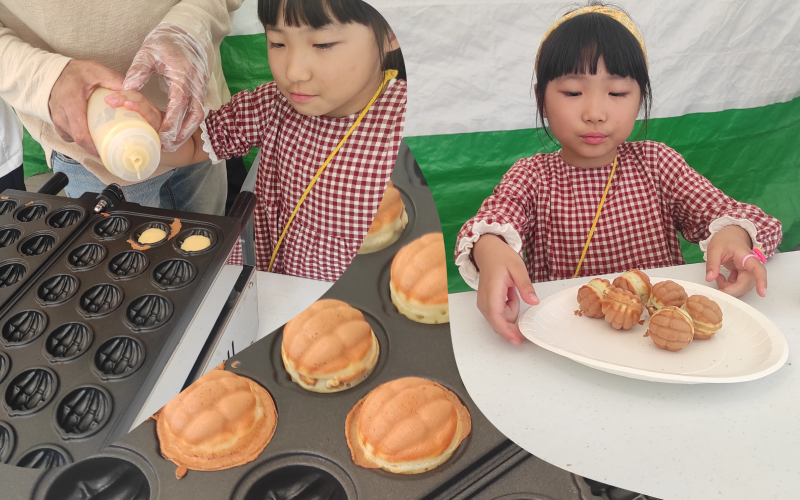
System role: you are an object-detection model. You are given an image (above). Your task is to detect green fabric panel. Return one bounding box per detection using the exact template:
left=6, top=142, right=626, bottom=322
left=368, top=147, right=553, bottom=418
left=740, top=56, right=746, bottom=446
left=407, top=96, right=800, bottom=294
left=22, top=127, right=49, bottom=177
left=220, top=33, right=273, bottom=171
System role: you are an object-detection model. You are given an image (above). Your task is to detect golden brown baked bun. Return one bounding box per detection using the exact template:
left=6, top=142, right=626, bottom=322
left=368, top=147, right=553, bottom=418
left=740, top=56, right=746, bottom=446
left=612, top=269, right=652, bottom=307
left=601, top=287, right=643, bottom=330
left=358, top=181, right=408, bottom=254
left=681, top=295, right=723, bottom=340
left=646, top=306, right=694, bottom=351
left=576, top=278, right=613, bottom=319
left=282, top=299, right=379, bottom=393
left=390, top=233, right=449, bottom=324
left=646, top=280, right=688, bottom=316
left=345, top=377, right=471, bottom=474
left=155, top=368, right=277, bottom=479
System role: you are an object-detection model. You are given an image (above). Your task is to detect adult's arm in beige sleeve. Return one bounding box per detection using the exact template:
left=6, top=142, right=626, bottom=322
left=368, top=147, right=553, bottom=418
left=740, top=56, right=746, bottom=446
left=0, top=21, right=71, bottom=124
left=124, top=0, right=244, bottom=152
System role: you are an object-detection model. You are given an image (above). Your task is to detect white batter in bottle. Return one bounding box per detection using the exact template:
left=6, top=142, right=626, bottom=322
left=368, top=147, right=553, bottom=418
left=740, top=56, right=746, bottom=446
left=87, top=88, right=161, bottom=181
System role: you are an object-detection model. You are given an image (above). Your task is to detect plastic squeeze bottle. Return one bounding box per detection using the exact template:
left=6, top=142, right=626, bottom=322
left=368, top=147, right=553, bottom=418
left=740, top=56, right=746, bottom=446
left=86, top=88, right=161, bottom=181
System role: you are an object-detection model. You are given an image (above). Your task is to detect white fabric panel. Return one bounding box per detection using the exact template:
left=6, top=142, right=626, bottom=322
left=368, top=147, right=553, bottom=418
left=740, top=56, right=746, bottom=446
left=231, top=0, right=800, bottom=137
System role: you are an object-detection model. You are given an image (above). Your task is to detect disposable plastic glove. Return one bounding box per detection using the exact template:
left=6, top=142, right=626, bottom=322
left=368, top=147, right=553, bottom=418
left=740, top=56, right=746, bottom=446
left=123, top=23, right=211, bottom=152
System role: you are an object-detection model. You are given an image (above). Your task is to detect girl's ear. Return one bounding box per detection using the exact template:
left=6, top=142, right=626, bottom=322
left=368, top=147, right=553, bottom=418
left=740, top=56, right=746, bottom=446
left=534, top=84, right=547, bottom=118
left=384, top=30, right=400, bottom=53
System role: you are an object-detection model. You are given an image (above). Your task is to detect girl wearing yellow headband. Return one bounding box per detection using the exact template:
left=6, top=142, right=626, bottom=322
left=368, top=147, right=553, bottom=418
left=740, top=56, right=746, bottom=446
left=455, top=2, right=782, bottom=345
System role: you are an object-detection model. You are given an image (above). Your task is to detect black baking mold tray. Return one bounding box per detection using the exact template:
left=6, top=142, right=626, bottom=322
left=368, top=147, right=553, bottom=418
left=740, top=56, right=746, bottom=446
left=18, top=142, right=528, bottom=500
left=0, top=189, right=253, bottom=468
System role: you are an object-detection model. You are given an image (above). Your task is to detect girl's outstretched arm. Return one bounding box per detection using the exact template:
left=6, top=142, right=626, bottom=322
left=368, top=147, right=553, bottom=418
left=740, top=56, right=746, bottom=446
left=473, top=234, right=539, bottom=345
left=454, top=157, right=542, bottom=345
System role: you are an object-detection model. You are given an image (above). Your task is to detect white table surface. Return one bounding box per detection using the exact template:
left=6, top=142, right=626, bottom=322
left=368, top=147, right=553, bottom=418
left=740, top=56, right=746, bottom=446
left=449, top=251, right=800, bottom=500
left=255, top=271, right=334, bottom=340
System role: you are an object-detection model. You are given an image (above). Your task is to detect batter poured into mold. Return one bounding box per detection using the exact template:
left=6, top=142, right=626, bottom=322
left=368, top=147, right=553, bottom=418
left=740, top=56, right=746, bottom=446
left=180, top=235, right=211, bottom=252
left=138, top=227, right=167, bottom=245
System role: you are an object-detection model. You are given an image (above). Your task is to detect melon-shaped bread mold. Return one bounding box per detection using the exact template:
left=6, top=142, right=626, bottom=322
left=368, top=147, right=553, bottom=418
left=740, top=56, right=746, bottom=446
left=576, top=278, right=612, bottom=319
left=682, top=295, right=723, bottom=340
left=646, top=280, right=688, bottom=316
left=282, top=299, right=379, bottom=393
left=358, top=181, right=408, bottom=254
left=155, top=368, right=277, bottom=479
left=390, top=233, right=449, bottom=324
left=345, top=377, right=471, bottom=474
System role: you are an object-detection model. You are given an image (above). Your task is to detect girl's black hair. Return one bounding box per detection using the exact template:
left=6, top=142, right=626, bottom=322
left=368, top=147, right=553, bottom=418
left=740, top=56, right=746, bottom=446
left=258, top=0, right=405, bottom=80
left=534, top=2, right=651, bottom=145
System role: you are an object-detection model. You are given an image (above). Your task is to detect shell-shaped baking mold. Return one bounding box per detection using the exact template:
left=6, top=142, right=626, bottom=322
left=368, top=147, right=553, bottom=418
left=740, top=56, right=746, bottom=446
left=79, top=284, right=123, bottom=317
left=108, top=251, right=148, bottom=279
left=1, top=310, right=47, bottom=346
left=4, top=367, right=58, bottom=416
left=94, top=337, right=145, bottom=379
left=152, top=259, right=196, bottom=289
left=45, top=323, right=93, bottom=361
left=67, top=243, right=107, bottom=270
left=125, top=295, right=172, bottom=331
left=37, top=274, right=79, bottom=304
left=54, top=386, right=112, bottom=439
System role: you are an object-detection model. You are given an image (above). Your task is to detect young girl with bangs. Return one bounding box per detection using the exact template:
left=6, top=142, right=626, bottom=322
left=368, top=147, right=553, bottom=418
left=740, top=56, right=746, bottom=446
left=455, top=3, right=782, bottom=345
left=107, top=0, right=406, bottom=282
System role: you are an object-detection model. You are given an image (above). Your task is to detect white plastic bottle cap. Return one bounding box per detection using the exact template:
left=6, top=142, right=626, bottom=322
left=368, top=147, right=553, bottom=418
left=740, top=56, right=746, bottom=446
left=106, top=128, right=161, bottom=182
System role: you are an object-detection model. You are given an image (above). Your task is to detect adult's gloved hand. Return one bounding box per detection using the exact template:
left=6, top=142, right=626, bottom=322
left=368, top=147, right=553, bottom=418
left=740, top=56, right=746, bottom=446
left=123, top=24, right=211, bottom=152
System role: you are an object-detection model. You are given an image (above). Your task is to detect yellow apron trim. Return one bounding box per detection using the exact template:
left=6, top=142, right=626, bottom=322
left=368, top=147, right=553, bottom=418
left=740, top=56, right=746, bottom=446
left=573, top=155, right=617, bottom=278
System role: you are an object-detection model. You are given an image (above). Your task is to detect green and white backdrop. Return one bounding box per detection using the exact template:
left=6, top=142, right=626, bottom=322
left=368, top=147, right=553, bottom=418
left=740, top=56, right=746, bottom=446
left=22, top=0, right=800, bottom=292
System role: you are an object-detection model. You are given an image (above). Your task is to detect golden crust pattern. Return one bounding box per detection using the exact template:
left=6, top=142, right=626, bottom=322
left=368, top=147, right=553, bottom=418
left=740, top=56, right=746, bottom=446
left=646, top=280, right=688, bottom=315
left=612, top=269, right=652, bottom=306
left=156, top=368, right=277, bottom=479
left=390, top=233, right=448, bottom=306
left=682, top=295, right=723, bottom=339
left=646, top=306, right=694, bottom=351
left=576, top=278, right=611, bottom=319
left=601, top=287, right=643, bottom=330
left=368, top=181, right=405, bottom=233
left=283, top=299, right=374, bottom=375
left=345, top=377, right=471, bottom=474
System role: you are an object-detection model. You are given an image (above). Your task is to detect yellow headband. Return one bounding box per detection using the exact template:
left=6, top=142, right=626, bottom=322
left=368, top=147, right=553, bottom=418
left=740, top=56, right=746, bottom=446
left=535, top=6, right=648, bottom=72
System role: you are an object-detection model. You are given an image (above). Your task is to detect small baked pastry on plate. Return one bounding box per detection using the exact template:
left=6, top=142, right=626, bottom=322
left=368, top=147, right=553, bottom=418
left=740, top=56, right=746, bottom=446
left=681, top=295, right=723, bottom=339
left=345, top=377, right=471, bottom=474
left=601, top=287, right=643, bottom=330
left=282, top=299, right=379, bottom=393
left=646, top=280, right=688, bottom=316
left=612, top=269, right=652, bottom=306
left=646, top=306, right=695, bottom=351
left=576, top=278, right=613, bottom=319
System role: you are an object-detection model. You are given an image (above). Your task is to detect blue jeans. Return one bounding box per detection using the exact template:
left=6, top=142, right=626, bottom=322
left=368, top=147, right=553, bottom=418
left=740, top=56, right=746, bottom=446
left=51, top=151, right=227, bottom=216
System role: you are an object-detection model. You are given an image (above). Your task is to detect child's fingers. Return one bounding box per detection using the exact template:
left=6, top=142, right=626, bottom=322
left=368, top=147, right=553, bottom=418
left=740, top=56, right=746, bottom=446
left=508, top=257, right=539, bottom=305
left=717, top=270, right=756, bottom=297
left=741, top=254, right=768, bottom=297
left=105, top=90, right=145, bottom=108
left=504, top=287, right=520, bottom=323
left=477, top=280, right=523, bottom=345
left=705, top=245, right=724, bottom=282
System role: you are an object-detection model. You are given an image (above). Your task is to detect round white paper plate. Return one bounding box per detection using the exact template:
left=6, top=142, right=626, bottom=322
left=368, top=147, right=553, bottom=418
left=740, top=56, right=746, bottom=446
left=518, top=278, right=788, bottom=384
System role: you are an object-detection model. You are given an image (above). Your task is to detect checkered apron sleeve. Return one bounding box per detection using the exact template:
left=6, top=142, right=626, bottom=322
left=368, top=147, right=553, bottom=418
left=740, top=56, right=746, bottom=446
left=205, top=83, right=280, bottom=160
left=657, top=143, right=783, bottom=256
